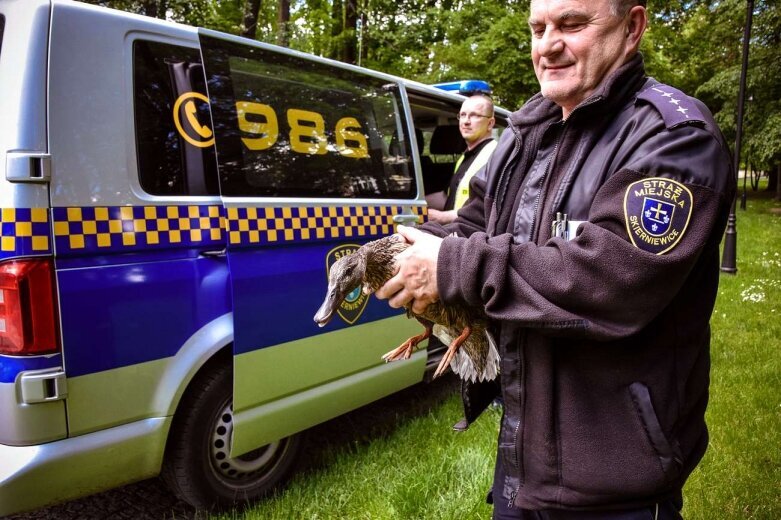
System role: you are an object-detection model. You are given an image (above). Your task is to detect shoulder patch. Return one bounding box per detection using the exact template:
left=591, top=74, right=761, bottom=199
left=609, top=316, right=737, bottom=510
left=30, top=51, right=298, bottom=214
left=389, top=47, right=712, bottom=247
left=637, top=84, right=705, bottom=129
left=623, top=177, right=693, bottom=255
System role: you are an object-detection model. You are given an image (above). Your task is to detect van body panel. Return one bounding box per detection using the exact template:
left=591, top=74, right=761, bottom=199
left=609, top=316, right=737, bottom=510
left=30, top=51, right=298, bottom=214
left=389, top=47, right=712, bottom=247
left=0, top=416, right=170, bottom=516
left=48, top=1, right=199, bottom=208
left=55, top=249, right=230, bottom=375
left=0, top=378, right=67, bottom=445
left=0, top=0, right=65, bottom=450
left=198, top=30, right=430, bottom=454
left=0, top=0, right=51, bottom=246
left=222, top=205, right=428, bottom=453
left=0, top=0, right=49, bottom=200
left=233, top=346, right=426, bottom=455
left=233, top=316, right=424, bottom=407
left=225, top=205, right=424, bottom=356
left=65, top=313, right=231, bottom=436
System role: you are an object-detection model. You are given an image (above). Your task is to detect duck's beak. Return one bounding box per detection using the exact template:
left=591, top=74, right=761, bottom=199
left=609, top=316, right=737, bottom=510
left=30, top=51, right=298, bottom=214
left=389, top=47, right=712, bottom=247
left=314, top=289, right=339, bottom=327
left=314, top=307, right=334, bottom=327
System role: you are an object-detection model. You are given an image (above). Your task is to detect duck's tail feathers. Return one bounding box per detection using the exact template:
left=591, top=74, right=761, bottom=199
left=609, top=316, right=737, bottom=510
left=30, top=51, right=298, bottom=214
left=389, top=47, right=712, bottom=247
left=433, top=326, right=500, bottom=383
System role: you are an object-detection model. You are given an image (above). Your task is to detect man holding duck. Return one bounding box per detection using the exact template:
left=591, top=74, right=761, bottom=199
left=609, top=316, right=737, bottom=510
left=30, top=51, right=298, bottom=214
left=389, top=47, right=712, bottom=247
left=375, top=0, right=734, bottom=518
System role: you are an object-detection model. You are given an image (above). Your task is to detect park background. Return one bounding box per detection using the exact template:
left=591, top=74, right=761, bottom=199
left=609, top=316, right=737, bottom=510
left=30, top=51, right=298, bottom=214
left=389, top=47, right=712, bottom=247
left=47, top=1, right=781, bottom=518
left=81, top=0, right=781, bottom=192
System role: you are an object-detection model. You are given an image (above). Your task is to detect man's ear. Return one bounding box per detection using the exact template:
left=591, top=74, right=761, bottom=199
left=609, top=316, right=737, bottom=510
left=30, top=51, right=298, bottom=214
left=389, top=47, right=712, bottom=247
left=625, top=5, right=648, bottom=54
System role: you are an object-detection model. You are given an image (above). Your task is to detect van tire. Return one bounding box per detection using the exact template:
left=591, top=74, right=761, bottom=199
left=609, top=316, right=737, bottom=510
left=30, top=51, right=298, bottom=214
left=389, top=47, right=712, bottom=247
left=162, top=360, right=303, bottom=511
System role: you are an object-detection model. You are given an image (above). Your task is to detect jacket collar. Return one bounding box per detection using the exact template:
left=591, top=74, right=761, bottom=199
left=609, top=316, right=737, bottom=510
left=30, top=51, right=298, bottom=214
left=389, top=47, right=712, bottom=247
left=508, top=53, right=647, bottom=130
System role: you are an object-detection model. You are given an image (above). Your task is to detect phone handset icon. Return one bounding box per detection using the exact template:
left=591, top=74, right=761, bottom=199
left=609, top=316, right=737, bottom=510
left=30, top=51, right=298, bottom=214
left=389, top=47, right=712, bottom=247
left=173, top=92, right=215, bottom=148
left=184, top=100, right=213, bottom=139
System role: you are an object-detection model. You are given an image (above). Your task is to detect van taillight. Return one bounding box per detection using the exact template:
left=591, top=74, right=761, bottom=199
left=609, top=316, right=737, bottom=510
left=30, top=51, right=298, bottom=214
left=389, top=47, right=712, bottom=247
left=0, top=258, right=60, bottom=355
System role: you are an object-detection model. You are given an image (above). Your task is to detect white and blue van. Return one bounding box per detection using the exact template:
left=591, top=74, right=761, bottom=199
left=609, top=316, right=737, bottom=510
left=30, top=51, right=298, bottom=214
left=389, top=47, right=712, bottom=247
left=0, top=0, right=507, bottom=514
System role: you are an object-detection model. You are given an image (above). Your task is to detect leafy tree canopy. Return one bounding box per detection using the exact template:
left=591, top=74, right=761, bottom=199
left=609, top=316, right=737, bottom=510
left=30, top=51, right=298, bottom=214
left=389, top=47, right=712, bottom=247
left=79, top=0, right=781, bottom=170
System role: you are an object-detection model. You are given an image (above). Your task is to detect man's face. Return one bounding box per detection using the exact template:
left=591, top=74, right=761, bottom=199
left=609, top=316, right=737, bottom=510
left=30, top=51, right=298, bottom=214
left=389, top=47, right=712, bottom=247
left=529, top=0, right=633, bottom=117
left=458, top=97, right=494, bottom=146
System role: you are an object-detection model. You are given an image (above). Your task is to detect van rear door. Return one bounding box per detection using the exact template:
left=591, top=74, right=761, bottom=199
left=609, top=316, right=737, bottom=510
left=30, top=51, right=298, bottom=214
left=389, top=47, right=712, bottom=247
left=0, top=0, right=68, bottom=447
left=198, top=30, right=427, bottom=457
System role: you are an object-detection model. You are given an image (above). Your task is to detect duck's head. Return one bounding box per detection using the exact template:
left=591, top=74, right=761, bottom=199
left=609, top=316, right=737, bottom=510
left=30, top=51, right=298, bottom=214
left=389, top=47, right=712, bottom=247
left=314, top=251, right=367, bottom=327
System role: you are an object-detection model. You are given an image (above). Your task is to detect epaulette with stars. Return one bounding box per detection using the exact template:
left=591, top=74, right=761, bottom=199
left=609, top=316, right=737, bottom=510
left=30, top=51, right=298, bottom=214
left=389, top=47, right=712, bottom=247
left=636, top=83, right=705, bottom=129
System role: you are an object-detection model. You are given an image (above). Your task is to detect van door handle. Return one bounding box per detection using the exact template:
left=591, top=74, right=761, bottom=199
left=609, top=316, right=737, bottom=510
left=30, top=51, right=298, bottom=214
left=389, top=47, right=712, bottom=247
left=200, top=248, right=227, bottom=258
left=6, top=152, right=51, bottom=183
left=392, top=213, right=420, bottom=225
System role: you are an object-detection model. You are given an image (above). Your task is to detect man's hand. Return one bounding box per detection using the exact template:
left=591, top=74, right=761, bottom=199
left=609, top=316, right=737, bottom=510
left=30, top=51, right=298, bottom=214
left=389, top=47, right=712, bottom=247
left=374, top=225, right=442, bottom=315
left=427, top=208, right=458, bottom=225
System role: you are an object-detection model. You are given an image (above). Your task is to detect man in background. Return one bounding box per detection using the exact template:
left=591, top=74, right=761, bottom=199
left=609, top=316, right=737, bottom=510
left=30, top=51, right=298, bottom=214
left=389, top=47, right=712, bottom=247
left=426, top=93, right=497, bottom=224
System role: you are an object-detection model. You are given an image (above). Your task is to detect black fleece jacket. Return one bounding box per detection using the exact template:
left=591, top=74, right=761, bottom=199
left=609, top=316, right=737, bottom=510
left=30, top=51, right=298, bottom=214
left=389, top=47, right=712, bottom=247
left=421, top=55, right=735, bottom=510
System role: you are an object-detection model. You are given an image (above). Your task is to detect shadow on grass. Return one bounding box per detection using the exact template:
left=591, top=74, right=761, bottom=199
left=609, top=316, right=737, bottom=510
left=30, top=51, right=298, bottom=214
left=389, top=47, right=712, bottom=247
left=298, top=373, right=460, bottom=474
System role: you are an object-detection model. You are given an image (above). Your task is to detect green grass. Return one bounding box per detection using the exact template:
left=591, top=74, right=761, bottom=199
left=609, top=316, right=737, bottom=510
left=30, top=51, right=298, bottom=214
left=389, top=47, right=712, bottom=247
left=216, top=378, right=500, bottom=520
left=216, top=187, right=781, bottom=520
left=683, top=187, right=781, bottom=519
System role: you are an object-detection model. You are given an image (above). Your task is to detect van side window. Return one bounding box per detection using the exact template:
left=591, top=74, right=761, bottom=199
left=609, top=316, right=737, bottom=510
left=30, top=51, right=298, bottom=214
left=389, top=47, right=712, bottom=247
left=199, top=36, right=415, bottom=199
left=133, top=40, right=219, bottom=196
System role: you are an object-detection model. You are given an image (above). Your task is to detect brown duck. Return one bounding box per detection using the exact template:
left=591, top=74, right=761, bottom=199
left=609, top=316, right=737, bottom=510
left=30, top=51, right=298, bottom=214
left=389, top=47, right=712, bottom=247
left=313, top=234, right=499, bottom=383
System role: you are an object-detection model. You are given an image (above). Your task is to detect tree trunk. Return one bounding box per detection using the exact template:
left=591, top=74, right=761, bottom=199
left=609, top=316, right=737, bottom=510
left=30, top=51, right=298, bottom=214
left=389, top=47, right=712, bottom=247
left=767, top=164, right=778, bottom=191
left=277, top=0, right=291, bottom=47
left=329, top=0, right=343, bottom=61
left=141, top=0, right=157, bottom=18
left=242, top=0, right=262, bottom=39
left=343, top=0, right=358, bottom=64
left=775, top=163, right=781, bottom=201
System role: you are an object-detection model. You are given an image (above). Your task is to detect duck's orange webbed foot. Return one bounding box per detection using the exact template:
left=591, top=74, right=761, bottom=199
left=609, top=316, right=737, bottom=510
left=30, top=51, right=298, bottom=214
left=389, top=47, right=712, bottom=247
left=433, top=326, right=472, bottom=379
left=382, top=326, right=432, bottom=362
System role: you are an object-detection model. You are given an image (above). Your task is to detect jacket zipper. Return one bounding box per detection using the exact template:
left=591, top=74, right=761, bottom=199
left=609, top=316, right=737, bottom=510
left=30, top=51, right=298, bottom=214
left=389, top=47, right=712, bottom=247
left=525, top=93, right=604, bottom=242
left=527, top=123, right=565, bottom=242
left=495, top=121, right=549, bottom=218
left=494, top=130, right=523, bottom=215
left=508, top=98, right=602, bottom=508
left=510, top=329, right=528, bottom=508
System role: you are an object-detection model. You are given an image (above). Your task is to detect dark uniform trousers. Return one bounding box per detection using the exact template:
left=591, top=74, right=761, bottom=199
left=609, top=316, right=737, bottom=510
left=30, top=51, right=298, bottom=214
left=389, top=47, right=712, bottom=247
left=490, top=453, right=684, bottom=520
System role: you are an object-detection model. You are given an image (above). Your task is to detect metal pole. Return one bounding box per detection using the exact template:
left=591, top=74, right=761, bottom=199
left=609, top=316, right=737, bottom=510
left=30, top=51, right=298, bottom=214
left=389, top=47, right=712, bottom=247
left=740, top=95, right=752, bottom=210
left=741, top=160, right=748, bottom=209
left=721, top=0, right=754, bottom=274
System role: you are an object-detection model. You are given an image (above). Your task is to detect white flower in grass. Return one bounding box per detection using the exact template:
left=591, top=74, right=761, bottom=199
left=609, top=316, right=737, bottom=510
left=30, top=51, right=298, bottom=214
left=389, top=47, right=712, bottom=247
left=740, top=285, right=766, bottom=303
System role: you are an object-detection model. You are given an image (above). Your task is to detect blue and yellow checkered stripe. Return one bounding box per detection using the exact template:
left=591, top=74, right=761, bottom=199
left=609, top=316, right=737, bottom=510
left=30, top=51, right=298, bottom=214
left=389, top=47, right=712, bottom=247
left=1, top=205, right=427, bottom=257
left=52, top=205, right=224, bottom=254
left=225, top=205, right=427, bottom=246
left=0, top=208, right=52, bottom=257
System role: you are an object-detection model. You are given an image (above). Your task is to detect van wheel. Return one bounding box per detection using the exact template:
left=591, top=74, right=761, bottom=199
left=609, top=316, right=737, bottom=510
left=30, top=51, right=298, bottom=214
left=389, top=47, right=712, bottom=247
left=162, top=360, right=303, bottom=510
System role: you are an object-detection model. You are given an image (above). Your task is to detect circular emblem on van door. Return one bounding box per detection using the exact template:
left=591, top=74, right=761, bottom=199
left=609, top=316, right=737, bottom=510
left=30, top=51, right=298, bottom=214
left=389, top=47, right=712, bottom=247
left=326, top=244, right=370, bottom=325
left=173, top=92, right=215, bottom=148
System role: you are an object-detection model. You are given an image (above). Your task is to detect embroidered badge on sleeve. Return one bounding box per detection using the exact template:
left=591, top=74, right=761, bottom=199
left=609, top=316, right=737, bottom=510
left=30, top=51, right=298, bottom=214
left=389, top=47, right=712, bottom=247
left=623, top=177, right=693, bottom=254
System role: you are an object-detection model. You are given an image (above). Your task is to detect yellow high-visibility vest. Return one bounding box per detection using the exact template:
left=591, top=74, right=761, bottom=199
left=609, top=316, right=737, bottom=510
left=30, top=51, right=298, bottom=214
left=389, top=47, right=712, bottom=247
left=452, top=139, right=497, bottom=209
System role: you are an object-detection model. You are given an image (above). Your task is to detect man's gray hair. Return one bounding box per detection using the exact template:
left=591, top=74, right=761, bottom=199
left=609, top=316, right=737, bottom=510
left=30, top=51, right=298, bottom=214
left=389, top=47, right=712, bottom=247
left=612, top=0, right=647, bottom=17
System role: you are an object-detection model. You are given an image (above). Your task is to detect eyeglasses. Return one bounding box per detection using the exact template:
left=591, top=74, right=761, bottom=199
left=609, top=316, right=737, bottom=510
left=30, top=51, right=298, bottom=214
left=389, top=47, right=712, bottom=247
left=457, top=112, right=492, bottom=121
